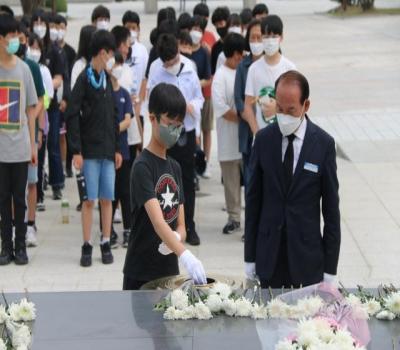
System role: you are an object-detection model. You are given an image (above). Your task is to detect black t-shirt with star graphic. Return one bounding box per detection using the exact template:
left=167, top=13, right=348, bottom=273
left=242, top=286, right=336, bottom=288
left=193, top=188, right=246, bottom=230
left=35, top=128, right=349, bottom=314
left=123, top=149, right=184, bottom=282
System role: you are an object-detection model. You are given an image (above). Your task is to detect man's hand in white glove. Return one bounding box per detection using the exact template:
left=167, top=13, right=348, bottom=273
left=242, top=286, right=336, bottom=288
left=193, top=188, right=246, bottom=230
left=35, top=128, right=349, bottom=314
left=245, top=262, right=256, bottom=280
left=179, top=250, right=207, bottom=285
left=158, top=231, right=181, bottom=255
left=323, top=273, right=338, bottom=287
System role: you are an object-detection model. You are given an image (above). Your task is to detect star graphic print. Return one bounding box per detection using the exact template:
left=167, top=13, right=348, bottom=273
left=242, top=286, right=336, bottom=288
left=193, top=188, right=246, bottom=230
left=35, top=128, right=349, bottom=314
left=156, top=174, right=180, bottom=223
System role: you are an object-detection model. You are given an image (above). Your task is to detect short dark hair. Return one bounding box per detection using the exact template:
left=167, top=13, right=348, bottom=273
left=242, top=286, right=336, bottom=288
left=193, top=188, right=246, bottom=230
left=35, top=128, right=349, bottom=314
left=211, top=7, right=230, bottom=26
left=158, top=19, right=179, bottom=38
left=193, top=3, right=209, bottom=18
left=47, top=12, right=57, bottom=24
left=149, top=83, right=186, bottom=122
left=244, top=19, right=261, bottom=51
left=261, top=15, right=283, bottom=36
left=191, top=15, right=207, bottom=32
left=77, top=24, right=96, bottom=61
left=55, top=14, right=67, bottom=26
left=122, top=10, right=140, bottom=26
left=157, top=7, right=176, bottom=28
left=0, top=13, right=19, bottom=37
left=177, top=30, right=192, bottom=46
left=252, top=3, right=269, bottom=17
left=0, top=5, right=14, bottom=17
left=90, top=29, right=116, bottom=57
left=157, top=33, right=178, bottom=62
left=223, top=32, right=246, bottom=58
left=114, top=51, right=124, bottom=65
left=228, top=13, right=241, bottom=28
left=111, top=25, right=130, bottom=48
left=91, top=5, right=110, bottom=22
left=275, top=70, right=310, bottom=104
left=240, top=8, right=253, bottom=26
left=178, top=12, right=192, bottom=31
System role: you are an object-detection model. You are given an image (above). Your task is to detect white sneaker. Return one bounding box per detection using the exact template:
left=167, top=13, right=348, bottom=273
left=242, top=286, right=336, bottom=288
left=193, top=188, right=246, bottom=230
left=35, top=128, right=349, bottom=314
left=26, top=225, right=38, bottom=247
left=113, top=208, right=122, bottom=224
left=202, top=164, right=212, bottom=179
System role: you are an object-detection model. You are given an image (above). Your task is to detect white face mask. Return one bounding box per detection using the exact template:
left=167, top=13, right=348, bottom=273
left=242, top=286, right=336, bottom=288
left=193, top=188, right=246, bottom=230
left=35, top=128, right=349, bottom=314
left=96, top=20, right=110, bottom=31
left=33, top=25, right=47, bottom=39
left=277, top=107, right=305, bottom=137
left=49, top=28, right=59, bottom=42
left=263, top=37, right=280, bottom=56
left=105, top=56, right=115, bottom=71
left=190, top=30, right=203, bottom=45
left=130, top=31, right=138, bottom=44
left=58, top=29, right=66, bottom=41
left=249, top=42, right=264, bottom=56
left=165, top=60, right=181, bottom=76
left=111, top=65, right=123, bottom=80
left=26, top=47, right=41, bottom=63
left=228, top=26, right=242, bottom=35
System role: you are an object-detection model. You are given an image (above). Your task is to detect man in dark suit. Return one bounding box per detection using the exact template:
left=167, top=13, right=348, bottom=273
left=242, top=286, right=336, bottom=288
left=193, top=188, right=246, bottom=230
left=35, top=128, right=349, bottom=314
left=244, top=70, right=341, bottom=288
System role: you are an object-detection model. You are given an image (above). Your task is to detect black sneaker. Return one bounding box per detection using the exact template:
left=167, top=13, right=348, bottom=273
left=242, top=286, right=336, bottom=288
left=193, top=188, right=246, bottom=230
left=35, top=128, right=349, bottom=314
left=36, top=200, right=46, bottom=212
left=100, top=242, right=114, bottom=264
left=52, top=189, right=62, bottom=200
left=14, top=248, right=28, bottom=265
left=66, top=168, right=73, bottom=178
left=223, top=221, right=241, bottom=234
left=110, top=231, right=119, bottom=249
left=122, top=230, right=130, bottom=248
left=80, top=242, right=93, bottom=267
left=241, top=234, right=245, bottom=242
left=0, top=248, right=14, bottom=265
left=186, top=231, right=200, bottom=246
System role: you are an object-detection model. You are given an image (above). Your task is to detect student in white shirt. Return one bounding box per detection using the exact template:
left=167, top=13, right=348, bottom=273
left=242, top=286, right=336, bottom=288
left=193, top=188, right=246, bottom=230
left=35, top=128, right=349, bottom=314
left=212, top=33, right=246, bottom=235
left=147, top=34, right=204, bottom=246
left=244, top=15, right=296, bottom=134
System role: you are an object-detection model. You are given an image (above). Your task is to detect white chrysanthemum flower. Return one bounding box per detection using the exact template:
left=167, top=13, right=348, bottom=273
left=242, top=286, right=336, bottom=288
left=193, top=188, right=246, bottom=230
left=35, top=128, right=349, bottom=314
left=164, top=306, right=178, bottom=320
left=346, top=294, right=369, bottom=319
left=205, top=294, right=223, bottom=313
left=297, top=318, right=317, bottom=337
left=332, top=329, right=354, bottom=348
left=275, top=339, right=297, bottom=350
left=0, top=338, right=6, bottom=350
left=12, top=324, right=31, bottom=348
left=364, top=299, right=381, bottom=316
left=194, top=302, right=212, bottom=320
left=16, top=345, right=28, bottom=350
left=376, top=310, right=396, bottom=320
left=170, top=289, right=189, bottom=310
left=313, top=318, right=334, bottom=343
left=222, top=299, right=237, bottom=316
left=385, top=291, right=400, bottom=316
left=267, top=299, right=288, bottom=318
left=297, top=330, right=320, bottom=347
left=298, top=296, right=323, bottom=317
left=208, top=283, right=232, bottom=300
left=18, top=298, right=36, bottom=321
left=181, top=305, right=195, bottom=320
left=235, top=298, right=253, bottom=317
left=287, top=305, right=304, bottom=320
left=0, top=304, right=9, bottom=324
left=251, top=304, right=268, bottom=320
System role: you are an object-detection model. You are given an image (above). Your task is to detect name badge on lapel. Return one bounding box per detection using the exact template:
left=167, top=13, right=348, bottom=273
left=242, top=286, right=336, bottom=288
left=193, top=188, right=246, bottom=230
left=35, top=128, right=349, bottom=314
left=304, top=162, right=319, bottom=174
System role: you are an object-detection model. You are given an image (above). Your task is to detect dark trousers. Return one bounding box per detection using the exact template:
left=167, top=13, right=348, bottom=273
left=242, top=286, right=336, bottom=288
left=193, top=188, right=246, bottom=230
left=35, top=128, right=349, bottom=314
left=0, top=162, right=28, bottom=251
left=47, top=109, right=65, bottom=190
left=123, top=275, right=148, bottom=290
left=37, top=135, right=47, bottom=202
left=260, top=230, right=295, bottom=289
left=113, top=160, right=131, bottom=231
left=167, top=130, right=197, bottom=236
left=242, top=151, right=251, bottom=192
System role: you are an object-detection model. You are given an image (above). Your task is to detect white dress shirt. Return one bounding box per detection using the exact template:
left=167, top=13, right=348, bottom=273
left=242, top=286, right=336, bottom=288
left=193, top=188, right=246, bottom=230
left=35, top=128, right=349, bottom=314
left=281, top=117, right=307, bottom=173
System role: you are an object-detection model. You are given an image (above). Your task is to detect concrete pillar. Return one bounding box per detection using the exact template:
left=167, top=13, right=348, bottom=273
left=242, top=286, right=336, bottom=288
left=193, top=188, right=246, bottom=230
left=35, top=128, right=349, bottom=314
left=144, top=0, right=158, bottom=14
left=243, top=0, right=257, bottom=9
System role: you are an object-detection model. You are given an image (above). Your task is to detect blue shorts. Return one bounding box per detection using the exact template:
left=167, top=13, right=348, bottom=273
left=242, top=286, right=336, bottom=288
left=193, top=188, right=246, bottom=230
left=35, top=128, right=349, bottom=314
left=83, top=159, right=115, bottom=201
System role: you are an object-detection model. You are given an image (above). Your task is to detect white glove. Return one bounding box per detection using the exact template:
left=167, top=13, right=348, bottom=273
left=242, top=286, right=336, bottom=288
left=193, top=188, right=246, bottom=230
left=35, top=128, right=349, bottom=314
left=323, top=273, right=338, bottom=287
left=245, top=262, right=256, bottom=280
left=179, top=250, right=207, bottom=285
left=158, top=231, right=181, bottom=255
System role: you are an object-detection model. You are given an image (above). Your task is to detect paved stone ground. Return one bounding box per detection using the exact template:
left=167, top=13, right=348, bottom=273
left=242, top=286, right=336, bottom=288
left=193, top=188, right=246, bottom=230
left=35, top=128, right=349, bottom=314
left=2, top=0, right=400, bottom=292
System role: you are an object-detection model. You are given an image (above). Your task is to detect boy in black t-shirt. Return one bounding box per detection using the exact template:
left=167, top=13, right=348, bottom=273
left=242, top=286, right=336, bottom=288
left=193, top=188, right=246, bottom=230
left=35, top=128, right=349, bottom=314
left=123, top=83, right=207, bottom=290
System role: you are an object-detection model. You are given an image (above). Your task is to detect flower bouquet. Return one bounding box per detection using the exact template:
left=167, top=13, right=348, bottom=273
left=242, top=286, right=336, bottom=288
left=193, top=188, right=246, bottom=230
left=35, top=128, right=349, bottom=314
left=0, top=293, right=36, bottom=350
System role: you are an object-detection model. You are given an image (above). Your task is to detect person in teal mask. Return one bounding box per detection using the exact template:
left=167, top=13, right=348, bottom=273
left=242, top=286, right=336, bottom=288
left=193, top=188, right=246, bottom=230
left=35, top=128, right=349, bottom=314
left=123, top=83, right=207, bottom=290
left=0, top=14, right=38, bottom=266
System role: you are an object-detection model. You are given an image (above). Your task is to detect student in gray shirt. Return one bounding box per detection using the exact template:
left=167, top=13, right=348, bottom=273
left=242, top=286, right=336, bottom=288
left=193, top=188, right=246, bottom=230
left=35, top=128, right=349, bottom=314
left=0, top=14, right=38, bottom=266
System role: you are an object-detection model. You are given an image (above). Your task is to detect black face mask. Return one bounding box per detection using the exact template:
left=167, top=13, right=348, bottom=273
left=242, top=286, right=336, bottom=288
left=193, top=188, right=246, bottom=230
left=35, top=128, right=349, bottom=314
left=16, top=43, right=26, bottom=58
left=181, top=52, right=191, bottom=59
left=216, top=26, right=228, bottom=39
